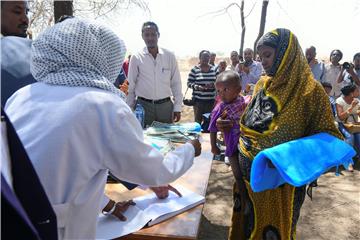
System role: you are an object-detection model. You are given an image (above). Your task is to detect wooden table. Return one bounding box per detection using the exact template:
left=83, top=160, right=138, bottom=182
left=105, top=135, right=213, bottom=240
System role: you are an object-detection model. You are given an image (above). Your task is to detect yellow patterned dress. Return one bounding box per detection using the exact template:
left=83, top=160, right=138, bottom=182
left=229, top=29, right=342, bottom=240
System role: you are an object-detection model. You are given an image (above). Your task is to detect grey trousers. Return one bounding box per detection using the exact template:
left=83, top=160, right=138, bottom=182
left=136, top=98, right=174, bottom=127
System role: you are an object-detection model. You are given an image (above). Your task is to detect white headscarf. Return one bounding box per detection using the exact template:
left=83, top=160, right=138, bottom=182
left=31, top=18, right=126, bottom=99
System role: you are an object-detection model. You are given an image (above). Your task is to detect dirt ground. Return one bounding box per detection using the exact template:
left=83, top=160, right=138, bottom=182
left=179, top=105, right=360, bottom=240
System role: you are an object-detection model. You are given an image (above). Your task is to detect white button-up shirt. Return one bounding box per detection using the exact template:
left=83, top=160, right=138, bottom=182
left=236, top=61, right=263, bottom=90
left=127, top=47, right=183, bottom=112
left=324, top=63, right=342, bottom=98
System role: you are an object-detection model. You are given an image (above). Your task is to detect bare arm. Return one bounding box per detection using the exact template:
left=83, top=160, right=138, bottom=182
left=210, top=131, right=220, bottom=155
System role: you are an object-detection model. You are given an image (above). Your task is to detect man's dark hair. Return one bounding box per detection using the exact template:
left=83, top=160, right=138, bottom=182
left=308, top=46, right=316, bottom=53
left=199, top=50, right=210, bottom=59
left=141, top=21, right=159, bottom=34
left=354, top=52, right=360, bottom=61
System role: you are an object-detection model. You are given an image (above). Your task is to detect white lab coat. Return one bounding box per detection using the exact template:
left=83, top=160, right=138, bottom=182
left=5, top=83, right=195, bottom=239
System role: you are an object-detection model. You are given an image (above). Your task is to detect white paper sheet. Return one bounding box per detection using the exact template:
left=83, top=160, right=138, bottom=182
left=95, top=185, right=205, bottom=239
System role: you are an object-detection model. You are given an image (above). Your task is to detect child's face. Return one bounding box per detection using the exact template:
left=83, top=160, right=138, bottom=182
left=215, top=80, right=241, bottom=103
left=324, top=86, right=332, bottom=95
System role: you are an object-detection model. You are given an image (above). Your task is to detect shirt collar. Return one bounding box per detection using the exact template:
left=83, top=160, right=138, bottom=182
left=142, top=47, right=164, bottom=55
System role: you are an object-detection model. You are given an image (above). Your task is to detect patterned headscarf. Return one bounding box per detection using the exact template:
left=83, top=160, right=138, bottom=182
left=31, top=18, right=126, bottom=99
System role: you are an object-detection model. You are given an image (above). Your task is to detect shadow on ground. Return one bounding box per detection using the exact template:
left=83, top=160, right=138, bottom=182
left=198, top=214, right=229, bottom=240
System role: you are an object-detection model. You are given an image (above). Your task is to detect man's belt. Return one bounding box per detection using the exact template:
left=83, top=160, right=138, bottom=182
left=138, top=97, right=171, bottom=104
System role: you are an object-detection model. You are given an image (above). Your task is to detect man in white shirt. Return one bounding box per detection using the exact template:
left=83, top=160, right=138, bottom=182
left=127, top=22, right=182, bottom=127
left=226, top=50, right=240, bottom=71
left=324, top=49, right=343, bottom=98
left=236, top=48, right=263, bottom=91
left=1, top=1, right=36, bottom=106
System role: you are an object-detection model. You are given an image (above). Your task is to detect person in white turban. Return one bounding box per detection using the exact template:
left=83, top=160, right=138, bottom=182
left=5, top=17, right=201, bottom=239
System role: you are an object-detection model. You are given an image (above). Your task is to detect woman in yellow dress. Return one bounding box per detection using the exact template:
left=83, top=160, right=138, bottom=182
left=219, top=28, right=343, bottom=239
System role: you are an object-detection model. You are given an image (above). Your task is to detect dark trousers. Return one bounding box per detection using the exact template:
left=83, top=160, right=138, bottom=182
left=193, top=100, right=215, bottom=124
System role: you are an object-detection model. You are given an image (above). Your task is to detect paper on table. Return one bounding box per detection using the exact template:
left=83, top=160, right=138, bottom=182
left=95, top=185, right=205, bottom=239
left=135, top=185, right=205, bottom=226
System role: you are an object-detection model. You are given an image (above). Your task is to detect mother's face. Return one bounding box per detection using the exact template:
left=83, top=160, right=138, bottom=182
left=258, top=45, right=276, bottom=75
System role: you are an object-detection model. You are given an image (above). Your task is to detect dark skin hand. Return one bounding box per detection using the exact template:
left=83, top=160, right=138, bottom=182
left=103, top=200, right=136, bottom=221
left=150, top=184, right=182, bottom=199
left=189, top=139, right=202, bottom=157
left=173, top=112, right=181, bottom=122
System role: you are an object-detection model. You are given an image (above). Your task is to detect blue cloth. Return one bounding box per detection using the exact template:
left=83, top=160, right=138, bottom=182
left=250, top=133, right=355, bottom=192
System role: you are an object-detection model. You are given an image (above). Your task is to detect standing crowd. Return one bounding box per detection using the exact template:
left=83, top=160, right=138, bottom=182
left=1, top=1, right=357, bottom=240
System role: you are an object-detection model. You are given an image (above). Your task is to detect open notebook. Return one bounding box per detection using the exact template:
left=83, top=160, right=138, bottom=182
left=96, top=185, right=205, bottom=239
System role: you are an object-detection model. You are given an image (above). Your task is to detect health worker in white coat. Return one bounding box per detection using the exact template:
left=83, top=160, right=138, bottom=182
left=5, top=17, right=201, bottom=240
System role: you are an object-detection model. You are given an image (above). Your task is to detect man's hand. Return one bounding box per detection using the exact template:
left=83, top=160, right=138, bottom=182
left=347, top=64, right=355, bottom=75
left=103, top=199, right=136, bottom=221
left=119, top=80, right=129, bottom=95
left=188, top=139, right=201, bottom=157
left=173, top=112, right=181, bottom=122
left=112, top=200, right=136, bottom=221
left=150, top=184, right=182, bottom=199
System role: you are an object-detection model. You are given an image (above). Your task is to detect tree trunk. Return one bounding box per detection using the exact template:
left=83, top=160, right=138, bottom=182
left=239, top=0, right=245, bottom=58
left=253, top=0, right=269, bottom=56
left=54, top=0, right=73, bottom=23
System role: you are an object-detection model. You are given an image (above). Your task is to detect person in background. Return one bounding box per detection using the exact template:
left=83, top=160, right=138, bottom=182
left=187, top=50, right=217, bottom=124
left=217, top=28, right=342, bottom=240
left=243, top=83, right=255, bottom=96
left=336, top=84, right=360, bottom=172
left=226, top=51, right=240, bottom=71
left=1, top=0, right=29, bottom=38
left=336, top=52, right=360, bottom=88
left=209, top=52, right=217, bottom=67
left=323, top=49, right=343, bottom=98
left=305, top=46, right=325, bottom=81
left=209, top=70, right=249, bottom=186
left=217, top=60, right=227, bottom=74
left=127, top=21, right=182, bottom=127
left=321, top=81, right=352, bottom=145
left=1, top=0, right=36, bottom=106
left=5, top=18, right=201, bottom=239
left=236, top=48, right=263, bottom=92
